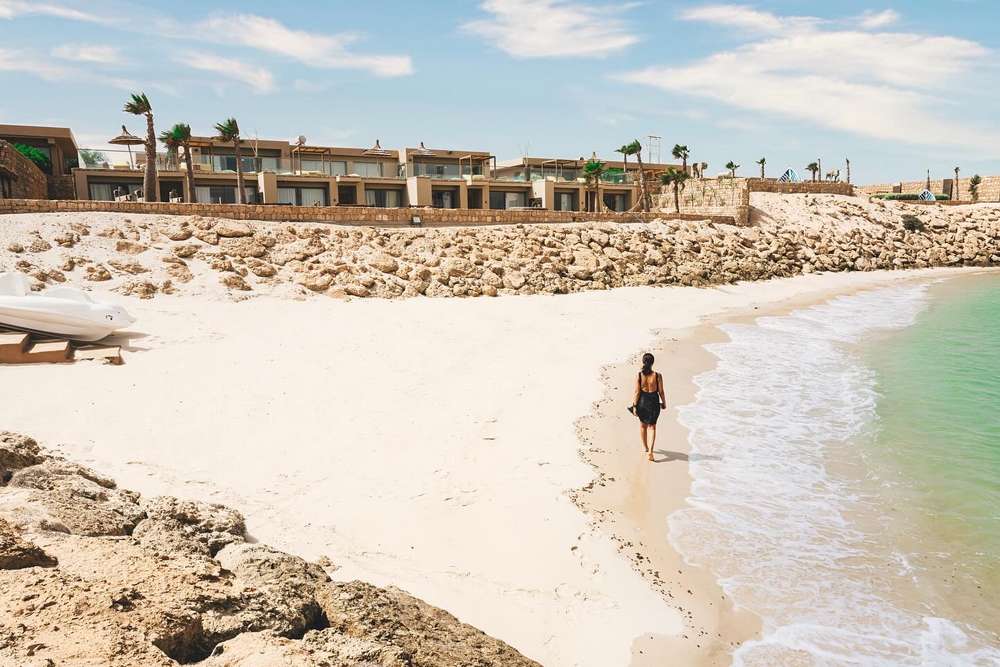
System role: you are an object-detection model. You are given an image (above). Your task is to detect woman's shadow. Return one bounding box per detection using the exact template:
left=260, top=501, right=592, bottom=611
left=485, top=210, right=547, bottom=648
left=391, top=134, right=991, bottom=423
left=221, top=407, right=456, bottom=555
left=649, top=451, right=721, bottom=463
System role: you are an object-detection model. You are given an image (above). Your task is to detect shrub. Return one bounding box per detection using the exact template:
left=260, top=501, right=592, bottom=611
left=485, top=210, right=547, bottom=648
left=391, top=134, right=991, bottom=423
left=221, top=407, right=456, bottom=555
left=935, top=194, right=950, bottom=200
left=12, top=143, right=52, bottom=174
left=872, top=193, right=949, bottom=201
left=901, top=214, right=925, bottom=232
left=970, top=174, right=982, bottom=202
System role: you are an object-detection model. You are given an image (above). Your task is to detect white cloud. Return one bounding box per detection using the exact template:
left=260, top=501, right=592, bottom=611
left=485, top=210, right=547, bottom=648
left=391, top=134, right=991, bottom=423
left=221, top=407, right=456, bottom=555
left=196, top=13, right=413, bottom=77
left=0, top=47, right=71, bottom=79
left=0, top=0, right=106, bottom=23
left=678, top=4, right=818, bottom=34
left=175, top=52, right=277, bottom=94
left=461, top=0, right=640, bottom=58
left=619, top=5, right=998, bottom=150
left=859, top=9, right=900, bottom=29
left=51, top=43, right=120, bottom=64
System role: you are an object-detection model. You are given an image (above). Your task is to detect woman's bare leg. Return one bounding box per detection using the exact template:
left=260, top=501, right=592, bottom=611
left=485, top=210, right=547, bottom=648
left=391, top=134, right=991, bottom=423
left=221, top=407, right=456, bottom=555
left=639, top=423, right=649, bottom=452
left=647, top=425, right=657, bottom=461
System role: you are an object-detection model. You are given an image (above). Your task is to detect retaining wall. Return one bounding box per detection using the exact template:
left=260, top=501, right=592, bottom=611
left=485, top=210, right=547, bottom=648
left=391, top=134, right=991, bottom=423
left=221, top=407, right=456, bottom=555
left=0, top=140, right=48, bottom=200
left=0, top=198, right=739, bottom=227
left=746, top=178, right=855, bottom=196
left=858, top=176, right=1000, bottom=203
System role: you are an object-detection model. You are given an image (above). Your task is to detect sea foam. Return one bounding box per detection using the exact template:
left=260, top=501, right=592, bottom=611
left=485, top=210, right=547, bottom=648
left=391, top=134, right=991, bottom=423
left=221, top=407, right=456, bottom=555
left=673, top=283, right=1000, bottom=666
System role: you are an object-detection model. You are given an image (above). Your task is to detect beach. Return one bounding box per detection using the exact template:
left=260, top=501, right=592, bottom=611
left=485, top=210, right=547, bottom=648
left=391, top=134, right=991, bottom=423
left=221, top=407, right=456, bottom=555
left=5, top=259, right=988, bottom=667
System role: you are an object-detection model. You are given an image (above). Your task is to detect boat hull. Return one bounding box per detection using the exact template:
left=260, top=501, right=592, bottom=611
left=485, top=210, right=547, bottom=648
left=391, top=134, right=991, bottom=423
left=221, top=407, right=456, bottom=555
left=0, top=298, right=136, bottom=342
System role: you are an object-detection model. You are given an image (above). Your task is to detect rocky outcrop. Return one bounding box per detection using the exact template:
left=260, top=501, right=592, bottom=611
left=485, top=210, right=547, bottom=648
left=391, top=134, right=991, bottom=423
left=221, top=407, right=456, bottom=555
left=0, top=431, right=541, bottom=667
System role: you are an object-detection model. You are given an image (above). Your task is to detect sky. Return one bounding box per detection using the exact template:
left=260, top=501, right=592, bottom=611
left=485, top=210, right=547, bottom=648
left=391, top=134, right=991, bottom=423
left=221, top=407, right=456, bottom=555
left=0, top=0, right=997, bottom=183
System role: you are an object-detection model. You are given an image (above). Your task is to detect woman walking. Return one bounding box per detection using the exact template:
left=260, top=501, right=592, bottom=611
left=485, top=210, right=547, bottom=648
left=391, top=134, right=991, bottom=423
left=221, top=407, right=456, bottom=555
left=631, top=353, right=666, bottom=462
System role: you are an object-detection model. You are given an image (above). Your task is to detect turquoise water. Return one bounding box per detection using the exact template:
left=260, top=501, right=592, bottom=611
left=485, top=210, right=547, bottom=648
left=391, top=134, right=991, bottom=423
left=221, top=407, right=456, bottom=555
left=672, top=273, right=1000, bottom=666
left=867, top=274, right=1000, bottom=636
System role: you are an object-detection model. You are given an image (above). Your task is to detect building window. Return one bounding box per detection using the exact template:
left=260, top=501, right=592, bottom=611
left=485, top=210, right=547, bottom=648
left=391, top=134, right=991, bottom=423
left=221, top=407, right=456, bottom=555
left=432, top=189, right=458, bottom=209
left=277, top=186, right=327, bottom=206
left=489, top=191, right=526, bottom=210
left=88, top=183, right=138, bottom=200
left=603, top=192, right=626, bottom=212
left=365, top=189, right=402, bottom=208
left=414, top=162, right=460, bottom=179
left=329, top=161, right=347, bottom=176
left=555, top=192, right=576, bottom=211
left=196, top=185, right=258, bottom=204
left=351, top=161, right=382, bottom=178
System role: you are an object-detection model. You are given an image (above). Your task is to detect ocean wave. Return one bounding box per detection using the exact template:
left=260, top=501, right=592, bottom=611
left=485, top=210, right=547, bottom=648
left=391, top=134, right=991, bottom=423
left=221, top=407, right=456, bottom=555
left=672, top=284, right=1000, bottom=666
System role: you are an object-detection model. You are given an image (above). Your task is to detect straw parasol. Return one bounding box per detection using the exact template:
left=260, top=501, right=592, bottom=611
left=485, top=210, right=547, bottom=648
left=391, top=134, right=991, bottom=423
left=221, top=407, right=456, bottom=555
left=108, top=125, right=143, bottom=169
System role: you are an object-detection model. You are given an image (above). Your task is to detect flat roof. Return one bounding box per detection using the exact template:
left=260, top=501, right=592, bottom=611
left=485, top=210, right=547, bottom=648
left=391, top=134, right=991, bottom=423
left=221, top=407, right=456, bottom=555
left=0, top=124, right=79, bottom=156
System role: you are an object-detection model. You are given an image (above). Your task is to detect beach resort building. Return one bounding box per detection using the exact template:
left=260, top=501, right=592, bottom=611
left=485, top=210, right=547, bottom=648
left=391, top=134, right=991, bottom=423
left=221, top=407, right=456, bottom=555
left=0, top=123, right=683, bottom=212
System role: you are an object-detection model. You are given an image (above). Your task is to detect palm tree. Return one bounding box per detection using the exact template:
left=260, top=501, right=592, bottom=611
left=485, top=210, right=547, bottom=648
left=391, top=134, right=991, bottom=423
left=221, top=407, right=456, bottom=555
left=214, top=117, right=246, bottom=204
left=619, top=139, right=650, bottom=211
left=806, top=162, right=820, bottom=182
left=672, top=144, right=690, bottom=174
left=160, top=123, right=196, bottom=203
left=583, top=158, right=605, bottom=213
left=123, top=92, right=157, bottom=202
left=755, top=157, right=767, bottom=179
left=970, top=174, right=982, bottom=202
left=954, top=166, right=961, bottom=202
left=660, top=167, right=689, bottom=214
left=725, top=161, right=740, bottom=178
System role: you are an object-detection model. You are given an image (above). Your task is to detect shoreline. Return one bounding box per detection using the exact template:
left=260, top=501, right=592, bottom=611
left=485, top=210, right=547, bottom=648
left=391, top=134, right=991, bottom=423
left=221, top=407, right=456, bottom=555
left=574, top=266, right=1000, bottom=667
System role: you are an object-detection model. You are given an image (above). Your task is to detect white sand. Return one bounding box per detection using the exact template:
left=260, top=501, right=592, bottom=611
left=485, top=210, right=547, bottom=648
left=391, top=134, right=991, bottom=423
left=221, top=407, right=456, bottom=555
left=3, top=268, right=966, bottom=667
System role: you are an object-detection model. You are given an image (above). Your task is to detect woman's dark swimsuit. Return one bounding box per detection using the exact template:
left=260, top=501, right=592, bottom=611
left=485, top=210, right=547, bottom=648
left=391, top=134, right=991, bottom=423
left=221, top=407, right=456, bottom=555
left=636, top=371, right=661, bottom=425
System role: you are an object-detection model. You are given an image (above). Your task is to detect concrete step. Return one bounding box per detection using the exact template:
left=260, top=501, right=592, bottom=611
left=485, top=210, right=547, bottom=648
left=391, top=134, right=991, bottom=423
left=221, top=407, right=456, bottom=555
left=72, top=345, right=123, bottom=365
left=0, top=332, right=31, bottom=363
left=19, top=340, right=72, bottom=364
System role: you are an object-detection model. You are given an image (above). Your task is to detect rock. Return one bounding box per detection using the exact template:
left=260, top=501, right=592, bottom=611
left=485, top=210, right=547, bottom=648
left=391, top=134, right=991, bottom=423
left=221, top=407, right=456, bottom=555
left=115, top=240, right=149, bottom=255
left=297, top=272, right=333, bottom=292
left=368, top=252, right=399, bottom=274
left=345, top=284, right=369, bottom=298
left=213, top=221, right=253, bottom=238
left=246, top=259, right=277, bottom=278
left=220, top=274, right=251, bottom=291
left=440, top=257, right=475, bottom=278
left=0, top=518, right=57, bottom=569
left=194, top=229, right=220, bottom=246
left=117, top=279, right=158, bottom=299
left=109, top=259, right=149, bottom=274
left=161, top=225, right=193, bottom=241
left=166, top=262, right=194, bottom=283
left=173, top=243, right=200, bottom=258
left=6, top=242, right=24, bottom=253
left=133, top=496, right=245, bottom=557
left=0, top=431, right=44, bottom=483
left=219, top=237, right=267, bottom=258
left=28, top=238, right=52, bottom=253
left=85, top=264, right=112, bottom=281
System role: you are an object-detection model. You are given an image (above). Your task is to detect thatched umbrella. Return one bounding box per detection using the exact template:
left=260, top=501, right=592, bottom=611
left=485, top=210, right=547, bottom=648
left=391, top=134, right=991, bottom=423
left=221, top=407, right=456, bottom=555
left=108, top=125, right=143, bottom=169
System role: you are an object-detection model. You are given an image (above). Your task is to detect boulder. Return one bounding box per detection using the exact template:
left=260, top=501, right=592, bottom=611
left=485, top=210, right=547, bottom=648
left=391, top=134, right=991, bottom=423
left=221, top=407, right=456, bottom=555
left=0, top=518, right=57, bottom=569
left=213, top=221, right=253, bottom=238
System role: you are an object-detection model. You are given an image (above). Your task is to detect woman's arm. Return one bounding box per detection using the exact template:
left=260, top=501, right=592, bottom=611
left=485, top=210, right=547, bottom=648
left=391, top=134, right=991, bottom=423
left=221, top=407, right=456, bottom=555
left=633, top=375, right=641, bottom=409
left=658, top=373, right=666, bottom=408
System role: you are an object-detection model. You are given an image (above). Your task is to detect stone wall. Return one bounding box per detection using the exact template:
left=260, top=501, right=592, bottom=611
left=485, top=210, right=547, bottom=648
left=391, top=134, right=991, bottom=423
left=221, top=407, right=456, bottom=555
left=0, top=197, right=740, bottom=227
left=46, top=174, right=77, bottom=200
left=655, top=177, right=750, bottom=225
left=746, top=178, right=855, bottom=196
left=0, top=140, right=48, bottom=200
left=859, top=176, right=1000, bottom=202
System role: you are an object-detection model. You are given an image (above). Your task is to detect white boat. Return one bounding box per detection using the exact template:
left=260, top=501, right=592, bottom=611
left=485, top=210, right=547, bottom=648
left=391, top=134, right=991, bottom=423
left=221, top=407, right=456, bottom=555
left=0, top=272, right=137, bottom=342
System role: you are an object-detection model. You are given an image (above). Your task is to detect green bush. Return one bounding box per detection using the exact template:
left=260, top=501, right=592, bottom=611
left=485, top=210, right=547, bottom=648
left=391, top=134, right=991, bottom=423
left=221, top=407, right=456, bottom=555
left=935, top=194, right=950, bottom=200
left=901, top=214, right=925, bottom=232
left=12, top=143, right=52, bottom=174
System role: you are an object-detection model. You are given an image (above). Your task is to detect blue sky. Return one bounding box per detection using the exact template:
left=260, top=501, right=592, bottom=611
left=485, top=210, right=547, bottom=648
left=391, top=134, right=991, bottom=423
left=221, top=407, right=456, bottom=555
left=1, top=0, right=997, bottom=183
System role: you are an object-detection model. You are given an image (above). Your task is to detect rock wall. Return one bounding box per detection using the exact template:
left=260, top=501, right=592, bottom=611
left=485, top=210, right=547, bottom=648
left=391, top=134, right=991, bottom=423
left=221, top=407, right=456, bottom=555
left=746, top=178, right=855, bottom=196
left=0, top=430, right=542, bottom=667
left=655, top=177, right=750, bottom=225
left=0, top=197, right=747, bottom=226
left=46, top=174, right=77, bottom=200
left=0, top=140, right=48, bottom=200
left=859, top=175, right=1000, bottom=202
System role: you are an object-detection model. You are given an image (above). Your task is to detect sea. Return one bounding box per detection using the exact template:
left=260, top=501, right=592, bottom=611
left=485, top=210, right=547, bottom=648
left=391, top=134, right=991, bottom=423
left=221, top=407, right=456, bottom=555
left=672, top=272, right=1000, bottom=666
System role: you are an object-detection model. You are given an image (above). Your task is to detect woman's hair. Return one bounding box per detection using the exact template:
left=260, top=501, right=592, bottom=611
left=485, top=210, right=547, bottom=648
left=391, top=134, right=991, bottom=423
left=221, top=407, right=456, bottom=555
left=641, top=353, right=654, bottom=374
